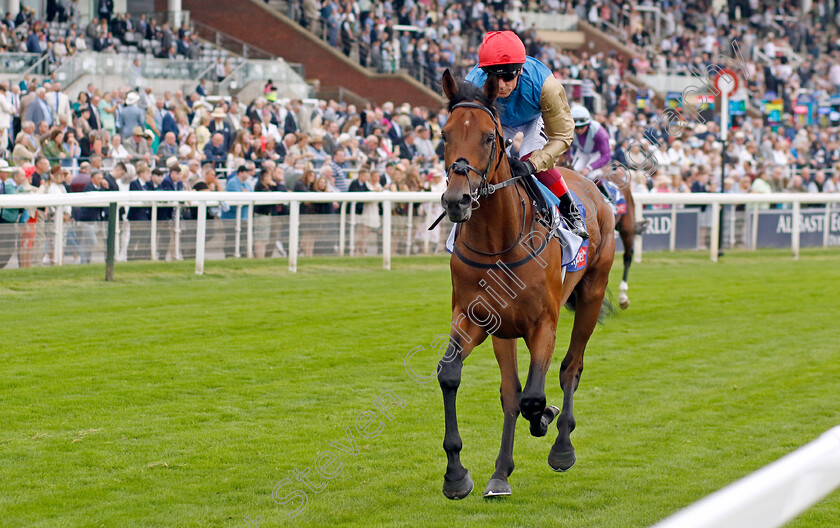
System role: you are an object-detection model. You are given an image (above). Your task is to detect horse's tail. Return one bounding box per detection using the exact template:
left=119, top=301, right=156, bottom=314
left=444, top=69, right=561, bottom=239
left=564, top=287, right=618, bottom=324
left=635, top=219, right=650, bottom=235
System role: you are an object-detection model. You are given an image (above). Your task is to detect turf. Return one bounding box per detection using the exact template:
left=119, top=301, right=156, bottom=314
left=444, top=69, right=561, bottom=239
left=1, top=249, right=839, bottom=528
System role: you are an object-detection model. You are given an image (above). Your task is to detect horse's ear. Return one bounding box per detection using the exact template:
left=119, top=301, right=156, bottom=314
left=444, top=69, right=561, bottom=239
left=442, top=69, right=457, bottom=101
left=484, top=75, right=499, bottom=102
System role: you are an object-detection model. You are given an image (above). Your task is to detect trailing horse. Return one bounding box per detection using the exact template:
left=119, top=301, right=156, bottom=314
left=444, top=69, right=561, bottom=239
left=436, top=69, right=615, bottom=499
left=560, top=155, right=649, bottom=309
left=603, top=170, right=648, bottom=309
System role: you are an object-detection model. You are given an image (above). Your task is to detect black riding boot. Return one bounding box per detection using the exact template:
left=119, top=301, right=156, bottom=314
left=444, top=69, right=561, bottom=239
left=593, top=178, right=613, bottom=204
left=558, top=192, right=589, bottom=239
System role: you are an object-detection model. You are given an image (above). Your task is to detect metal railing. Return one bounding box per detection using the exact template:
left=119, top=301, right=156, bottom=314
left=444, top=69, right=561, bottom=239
left=20, top=53, right=52, bottom=77
left=633, top=192, right=840, bottom=262
left=137, top=10, right=193, bottom=29
left=192, top=20, right=276, bottom=61
left=184, top=60, right=220, bottom=93
left=216, top=58, right=311, bottom=98
left=519, top=12, right=579, bottom=31
left=0, top=52, right=44, bottom=74
left=634, top=5, right=666, bottom=46
left=50, top=55, right=83, bottom=87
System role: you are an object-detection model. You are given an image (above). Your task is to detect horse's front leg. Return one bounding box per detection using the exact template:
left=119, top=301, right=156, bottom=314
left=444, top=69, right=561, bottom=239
left=521, top=319, right=561, bottom=438
left=483, top=337, right=520, bottom=497
left=439, top=308, right=486, bottom=500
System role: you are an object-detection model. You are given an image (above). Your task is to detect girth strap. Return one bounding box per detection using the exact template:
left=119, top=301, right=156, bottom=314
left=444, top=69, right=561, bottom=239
left=452, top=226, right=550, bottom=270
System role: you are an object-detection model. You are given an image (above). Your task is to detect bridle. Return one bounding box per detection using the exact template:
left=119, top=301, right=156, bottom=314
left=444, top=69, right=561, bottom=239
left=438, top=100, right=553, bottom=267
left=443, top=101, right=523, bottom=203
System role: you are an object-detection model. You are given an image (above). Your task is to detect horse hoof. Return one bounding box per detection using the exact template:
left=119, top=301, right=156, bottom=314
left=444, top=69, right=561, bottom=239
left=548, top=449, right=577, bottom=472
left=529, top=405, right=561, bottom=437
left=483, top=478, right=511, bottom=498
left=442, top=471, right=474, bottom=500
left=619, top=299, right=630, bottom=310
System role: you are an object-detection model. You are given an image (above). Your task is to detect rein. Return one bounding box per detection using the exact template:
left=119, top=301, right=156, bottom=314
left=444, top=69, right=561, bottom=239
left=440, top=100, right=552, bottom=268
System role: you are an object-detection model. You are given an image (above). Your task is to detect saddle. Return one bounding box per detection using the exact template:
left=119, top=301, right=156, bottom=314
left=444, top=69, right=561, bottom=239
left=513, top=156, right=553, bottom=226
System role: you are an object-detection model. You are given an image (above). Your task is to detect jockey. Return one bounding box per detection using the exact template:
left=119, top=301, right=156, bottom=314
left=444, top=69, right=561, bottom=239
left=570, top=106, right=613, bottom=204
left=465, top=31, right=588, bottom=239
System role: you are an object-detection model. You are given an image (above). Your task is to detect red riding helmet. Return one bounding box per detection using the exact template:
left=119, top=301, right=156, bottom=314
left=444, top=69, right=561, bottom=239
left=478, top=31, right=526, bottom=77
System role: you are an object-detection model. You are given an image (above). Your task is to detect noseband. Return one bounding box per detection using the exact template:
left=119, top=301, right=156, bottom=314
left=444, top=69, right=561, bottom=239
left=444, top=102, right=522, bottom=201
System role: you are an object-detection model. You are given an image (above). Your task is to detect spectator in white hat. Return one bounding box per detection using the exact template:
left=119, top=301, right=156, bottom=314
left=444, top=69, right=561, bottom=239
left=119, top=92, right=145, bottom=139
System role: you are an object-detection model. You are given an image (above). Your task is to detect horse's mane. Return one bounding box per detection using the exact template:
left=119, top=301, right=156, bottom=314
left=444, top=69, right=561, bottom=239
left=446, top=79, right=498, bottom=117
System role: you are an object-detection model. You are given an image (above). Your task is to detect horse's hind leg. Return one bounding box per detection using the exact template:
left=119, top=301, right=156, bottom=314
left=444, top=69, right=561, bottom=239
left=618, top=222, right=633, bottom=309
left=484, top=337, right=520, bottom=498
left=521, top=320, right=561, bottom=438
left=549, top=278, right=607, bottom=471
left=439, top=313, right=486, bottom=500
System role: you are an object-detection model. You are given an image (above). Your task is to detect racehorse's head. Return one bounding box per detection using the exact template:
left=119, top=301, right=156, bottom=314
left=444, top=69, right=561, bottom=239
left=440, top=68, right=501, bottom=223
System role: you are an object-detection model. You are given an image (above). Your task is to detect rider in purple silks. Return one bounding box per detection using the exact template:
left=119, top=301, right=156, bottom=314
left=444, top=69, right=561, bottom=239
left=570, top=106, right=614, bottom=204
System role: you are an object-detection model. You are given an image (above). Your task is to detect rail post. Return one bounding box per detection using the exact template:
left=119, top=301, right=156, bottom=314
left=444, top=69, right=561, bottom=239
left=105, top=202, right=116, bottom=281
left=289, top=201, right=299, bottom=273
left=383, top=200, right=392, bottom=270
left=195, top=202, right=206, bottom=275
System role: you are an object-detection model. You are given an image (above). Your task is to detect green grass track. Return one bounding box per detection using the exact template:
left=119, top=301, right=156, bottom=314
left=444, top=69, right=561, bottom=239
left=1, top=249, right=839, bottom=527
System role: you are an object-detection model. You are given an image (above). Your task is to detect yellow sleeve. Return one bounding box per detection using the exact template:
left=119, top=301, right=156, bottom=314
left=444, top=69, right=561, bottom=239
left=527, top=76, right=574, bottom=172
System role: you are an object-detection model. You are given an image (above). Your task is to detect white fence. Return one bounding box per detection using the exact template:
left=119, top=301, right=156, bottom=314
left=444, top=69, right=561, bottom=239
left=1, top=191, right=840, bottom=273
left=651, top=425, right=840, bottom=528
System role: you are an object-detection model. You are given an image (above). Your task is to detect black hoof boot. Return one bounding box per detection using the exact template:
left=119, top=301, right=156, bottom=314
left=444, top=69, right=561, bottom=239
left=442, top=471, right=474, bottom=500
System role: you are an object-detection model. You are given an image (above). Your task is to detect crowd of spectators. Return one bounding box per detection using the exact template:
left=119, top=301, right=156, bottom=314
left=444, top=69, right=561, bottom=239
left=3, top=2, right=840, bottom=267
left=0, top=76, right=460, bottom=267
left=274, top=1, right=840, bottom=190
left=1, top=4, right=203, bottom=68
left=601, top=1, right=840, bottom=121
left=3, top=74, right=840, bottom=268
left=288, top=0, right=840, bottom=128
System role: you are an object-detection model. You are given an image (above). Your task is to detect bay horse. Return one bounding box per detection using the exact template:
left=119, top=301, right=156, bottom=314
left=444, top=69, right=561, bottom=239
left=436, top=69, right=616, bottom=500
left=599, top=167, right=648, bottom=309
left=560, top=155, right=649, bottom=309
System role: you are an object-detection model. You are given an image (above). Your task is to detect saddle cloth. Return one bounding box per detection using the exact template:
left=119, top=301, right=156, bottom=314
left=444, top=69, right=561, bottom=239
left=605, top=181, right=628, bottom=215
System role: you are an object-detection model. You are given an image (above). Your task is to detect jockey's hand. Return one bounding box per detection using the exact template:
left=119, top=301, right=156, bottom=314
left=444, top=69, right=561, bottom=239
left=509, top=157, right=535, bottom=178
left=580, top=167, right=590, bottom=176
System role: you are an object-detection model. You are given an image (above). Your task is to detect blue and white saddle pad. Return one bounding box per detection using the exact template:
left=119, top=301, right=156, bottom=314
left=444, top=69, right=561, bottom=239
left=605, top=181, right=627, bottom=215
left=446, top=179, right=588, bottom=271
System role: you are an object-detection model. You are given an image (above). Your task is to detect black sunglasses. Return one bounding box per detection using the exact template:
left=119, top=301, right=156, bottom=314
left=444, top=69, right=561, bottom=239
left=482, top=67, right=521, bottom=82
left=496, top=70, right=520, bottom=82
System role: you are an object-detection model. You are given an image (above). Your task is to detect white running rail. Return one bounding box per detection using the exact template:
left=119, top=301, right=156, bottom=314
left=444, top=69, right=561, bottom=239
left=2, top=191, right=840, bottom=273
left=651, top=425, right=840, bottom=528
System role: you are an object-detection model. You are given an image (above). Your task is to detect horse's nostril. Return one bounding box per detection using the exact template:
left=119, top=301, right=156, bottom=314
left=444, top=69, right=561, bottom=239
left=459, top=194, right=471, bottom=206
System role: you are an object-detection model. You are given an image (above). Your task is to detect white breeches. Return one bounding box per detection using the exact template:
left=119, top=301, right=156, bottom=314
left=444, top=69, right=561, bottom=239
left=502, top=116, right=547, bottom=159
left=571, top=151, right=603, bottom=180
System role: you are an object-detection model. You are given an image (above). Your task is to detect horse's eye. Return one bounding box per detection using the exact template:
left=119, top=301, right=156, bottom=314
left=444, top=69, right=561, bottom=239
left=486, top=135, right=495, bottom=144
